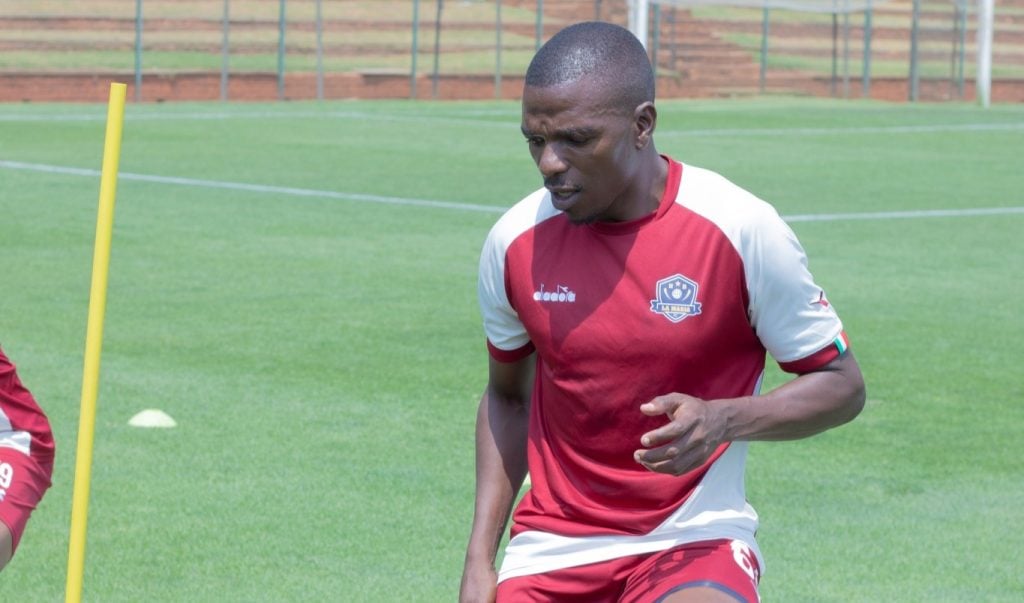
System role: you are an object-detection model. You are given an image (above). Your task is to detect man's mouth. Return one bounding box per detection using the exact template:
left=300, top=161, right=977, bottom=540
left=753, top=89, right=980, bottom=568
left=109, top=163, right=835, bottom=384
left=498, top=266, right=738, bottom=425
left=547, top=187, right=581, bottom=210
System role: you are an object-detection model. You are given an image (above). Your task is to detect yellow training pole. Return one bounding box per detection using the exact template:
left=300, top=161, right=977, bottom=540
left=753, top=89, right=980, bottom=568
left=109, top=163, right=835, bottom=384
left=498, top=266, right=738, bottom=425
left=66, top=82, right=127, bottom=603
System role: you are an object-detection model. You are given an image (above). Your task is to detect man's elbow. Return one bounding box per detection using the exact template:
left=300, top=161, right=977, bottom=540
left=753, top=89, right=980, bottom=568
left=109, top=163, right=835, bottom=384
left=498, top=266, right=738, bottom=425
left=838, top=364, right=867, bottom=425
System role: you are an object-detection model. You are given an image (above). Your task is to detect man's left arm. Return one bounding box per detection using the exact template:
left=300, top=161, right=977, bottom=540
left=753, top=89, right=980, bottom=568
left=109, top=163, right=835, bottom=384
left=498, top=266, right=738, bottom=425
left=634, top=351, right=865, bottom=476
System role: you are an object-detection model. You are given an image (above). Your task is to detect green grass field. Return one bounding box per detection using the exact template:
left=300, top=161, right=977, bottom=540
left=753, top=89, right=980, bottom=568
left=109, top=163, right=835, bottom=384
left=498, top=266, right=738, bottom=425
left=1, top=97, right=1022, bottom=601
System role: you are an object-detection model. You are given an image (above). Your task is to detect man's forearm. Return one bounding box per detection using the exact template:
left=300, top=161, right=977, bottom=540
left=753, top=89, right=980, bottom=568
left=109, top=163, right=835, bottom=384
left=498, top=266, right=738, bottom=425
left=724, top=351, right=866, bottom=442
left=464, top=389, right=530, bottom=565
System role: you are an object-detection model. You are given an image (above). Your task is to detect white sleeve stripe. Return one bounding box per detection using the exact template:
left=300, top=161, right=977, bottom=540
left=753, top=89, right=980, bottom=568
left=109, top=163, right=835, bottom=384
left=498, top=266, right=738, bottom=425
left=0, top=432, right=32, bottom=456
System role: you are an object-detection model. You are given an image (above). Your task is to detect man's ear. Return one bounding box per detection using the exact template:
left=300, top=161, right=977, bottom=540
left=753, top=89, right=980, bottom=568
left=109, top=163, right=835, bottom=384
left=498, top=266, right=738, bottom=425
left=634, top=102, right=657, bottom=149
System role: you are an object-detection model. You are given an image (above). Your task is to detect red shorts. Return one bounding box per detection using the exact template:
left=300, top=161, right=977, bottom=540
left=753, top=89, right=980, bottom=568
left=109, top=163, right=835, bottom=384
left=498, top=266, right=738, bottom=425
left=497, top=539, right=761, bottom=603
left=0, top=447, right=53, bottom=554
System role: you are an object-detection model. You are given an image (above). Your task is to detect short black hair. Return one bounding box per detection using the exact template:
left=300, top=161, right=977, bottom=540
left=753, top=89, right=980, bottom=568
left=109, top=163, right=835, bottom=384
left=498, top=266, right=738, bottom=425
left=525, top=21, right=655, bottom=111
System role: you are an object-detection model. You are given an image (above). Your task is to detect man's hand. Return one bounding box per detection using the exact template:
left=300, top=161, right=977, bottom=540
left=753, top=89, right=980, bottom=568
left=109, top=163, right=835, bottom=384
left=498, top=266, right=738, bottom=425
left=633, top=393, right=728, bottom=476
left=459, top=559, right=498, bottom=603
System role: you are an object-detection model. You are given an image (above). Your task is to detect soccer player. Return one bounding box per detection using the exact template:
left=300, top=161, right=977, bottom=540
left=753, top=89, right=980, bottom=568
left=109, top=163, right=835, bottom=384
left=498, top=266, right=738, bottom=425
left=460, top=21, right=866, bottom=603
left=0, top=344, right=55, bottom=571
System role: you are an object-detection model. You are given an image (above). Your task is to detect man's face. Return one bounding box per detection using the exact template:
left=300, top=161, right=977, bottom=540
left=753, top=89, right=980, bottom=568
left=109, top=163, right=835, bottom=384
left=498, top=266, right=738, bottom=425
left=521, top=79, right=642, bottom=225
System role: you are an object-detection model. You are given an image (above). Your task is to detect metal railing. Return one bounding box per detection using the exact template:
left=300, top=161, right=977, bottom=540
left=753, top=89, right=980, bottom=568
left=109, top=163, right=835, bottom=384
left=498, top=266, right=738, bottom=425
left=0, top=0, right=1018, bottom=102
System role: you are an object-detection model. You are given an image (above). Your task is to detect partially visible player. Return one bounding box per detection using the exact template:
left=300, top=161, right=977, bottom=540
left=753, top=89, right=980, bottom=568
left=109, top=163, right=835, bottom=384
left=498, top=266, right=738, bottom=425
left=0, top=343, right=55, bottom=571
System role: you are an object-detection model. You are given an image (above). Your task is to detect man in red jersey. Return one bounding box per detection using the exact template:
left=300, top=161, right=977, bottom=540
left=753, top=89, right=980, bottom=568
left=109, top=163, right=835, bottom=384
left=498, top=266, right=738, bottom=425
left=0, top=344, right=55, bottom=571
left=459, top=21, right=865, bottom=603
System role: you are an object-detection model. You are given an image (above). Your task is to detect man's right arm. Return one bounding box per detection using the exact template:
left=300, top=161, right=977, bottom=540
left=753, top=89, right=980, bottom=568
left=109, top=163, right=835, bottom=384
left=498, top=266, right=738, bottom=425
left=459, top=352, right=535, bottom=603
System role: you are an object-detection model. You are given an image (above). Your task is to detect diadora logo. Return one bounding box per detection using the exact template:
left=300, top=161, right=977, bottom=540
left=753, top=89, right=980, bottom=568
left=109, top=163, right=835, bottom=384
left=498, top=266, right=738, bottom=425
left=533, top=283, right=576, bottom=303
left=650, top=274, right=702, bottom=323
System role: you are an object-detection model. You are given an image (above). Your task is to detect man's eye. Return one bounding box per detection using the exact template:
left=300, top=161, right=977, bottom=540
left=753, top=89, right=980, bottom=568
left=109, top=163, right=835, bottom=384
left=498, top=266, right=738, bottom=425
left=526, top=137, right=544, bottom=147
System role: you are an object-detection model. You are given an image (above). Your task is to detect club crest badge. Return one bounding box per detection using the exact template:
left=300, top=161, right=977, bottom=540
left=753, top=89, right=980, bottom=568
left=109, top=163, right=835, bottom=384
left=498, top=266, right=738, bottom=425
left=650, top=274, right=702, bottom=323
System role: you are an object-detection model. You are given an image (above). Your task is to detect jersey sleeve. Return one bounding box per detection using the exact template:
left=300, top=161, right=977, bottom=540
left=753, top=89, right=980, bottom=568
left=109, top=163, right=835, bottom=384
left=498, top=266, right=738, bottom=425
left=742, top=203, right=848, bottom=373
left=0, top=346, right=55, bottom=460
left=477, top=219, right=534, bottom=363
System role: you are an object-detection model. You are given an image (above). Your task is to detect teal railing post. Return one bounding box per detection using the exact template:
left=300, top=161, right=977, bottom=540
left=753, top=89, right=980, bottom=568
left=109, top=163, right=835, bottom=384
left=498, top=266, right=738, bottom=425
left=651, top=3, right=660, bottom=68
left=760, top=6, right=770, bottom=93
left=496, top=0, right=502, bottom=99
left=862, top=0, right=873, bottom=98
left=831, top=0, right=838, bottom=97
left=221, top=0, right=230, bottom=101
left=315, top=0, right=324, bottom=100
left=432, top=0, right=444, bottom=99
left=411, top=0, right=420, bottom=99
left=842, top=0, right=850, bottom=98
left=909, top=0, right=920, bottom=101
left=134, top=0, right=143, bottom=101
left=954, top=0, right=967, bottom=98
left=277, top=0, right=287, bottom=100
left=536, top=0, right=543, bottom=50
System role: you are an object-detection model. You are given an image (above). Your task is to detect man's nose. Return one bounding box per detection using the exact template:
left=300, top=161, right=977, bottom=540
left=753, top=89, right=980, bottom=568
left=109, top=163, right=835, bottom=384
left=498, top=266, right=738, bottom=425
left=538, top=144, right=568, bottom=179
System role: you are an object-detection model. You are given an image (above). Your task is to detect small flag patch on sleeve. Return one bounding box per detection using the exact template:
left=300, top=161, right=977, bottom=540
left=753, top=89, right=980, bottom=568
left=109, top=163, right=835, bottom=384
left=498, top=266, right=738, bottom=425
left=778, top=331, right=852, bottom=373
left=834, top=331, right=850, bottom=355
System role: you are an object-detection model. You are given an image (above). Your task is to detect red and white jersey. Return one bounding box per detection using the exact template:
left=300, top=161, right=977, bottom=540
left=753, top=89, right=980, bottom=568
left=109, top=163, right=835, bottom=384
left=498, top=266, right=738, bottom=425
left=478, top=158, right=849, bottom=580
left=0, top=345, right=55, bottom=463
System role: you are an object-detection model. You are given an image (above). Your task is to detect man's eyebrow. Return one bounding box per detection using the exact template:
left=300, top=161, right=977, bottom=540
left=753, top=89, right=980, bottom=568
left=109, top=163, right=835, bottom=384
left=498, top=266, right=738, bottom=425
left=559, top=126, right=598, bottom=138
left=520, top=125, right=599, bottom=138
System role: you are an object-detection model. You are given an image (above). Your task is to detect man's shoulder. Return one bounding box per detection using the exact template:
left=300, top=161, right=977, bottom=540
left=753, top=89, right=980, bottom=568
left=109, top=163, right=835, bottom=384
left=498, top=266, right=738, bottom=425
left=486, top=188, right=560, bottom=248
left=675, top=162, right=783, bottom=230
left=677, top=163, right=760, bottom=204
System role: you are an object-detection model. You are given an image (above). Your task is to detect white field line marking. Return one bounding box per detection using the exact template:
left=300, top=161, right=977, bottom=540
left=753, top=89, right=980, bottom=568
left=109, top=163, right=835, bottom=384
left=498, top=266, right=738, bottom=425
left=2, top=159, right=1022, bottom=222
left=0, top=109, right=1022, bottom=137
left=784, top=207, right=1024, bottom=222
left=660, top=122, right=1024, bottom=137
left=0, top=159, right=503, bottom=213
